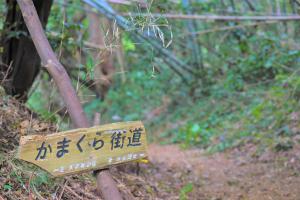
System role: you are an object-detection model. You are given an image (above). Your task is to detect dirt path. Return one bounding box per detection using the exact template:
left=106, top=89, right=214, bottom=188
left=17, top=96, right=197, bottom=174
left=134, top=143, right=300, bottom=200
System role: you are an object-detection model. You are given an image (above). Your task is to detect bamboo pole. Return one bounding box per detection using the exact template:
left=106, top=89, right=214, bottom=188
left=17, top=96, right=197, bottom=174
left=108, top=0, right=146, bottom=6
left=122, top=13, right=300, bottom=21
left=16, top=1, right=122, bottom=199
left=183, top=21, right=278, bottom=36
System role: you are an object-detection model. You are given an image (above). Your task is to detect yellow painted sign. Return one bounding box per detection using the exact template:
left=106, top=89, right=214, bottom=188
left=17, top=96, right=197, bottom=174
left=17, top=121, right=147, bottom=176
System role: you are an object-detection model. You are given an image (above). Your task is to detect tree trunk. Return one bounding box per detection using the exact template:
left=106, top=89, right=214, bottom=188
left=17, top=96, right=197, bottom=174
left=1, top=0, right=53, bottom=100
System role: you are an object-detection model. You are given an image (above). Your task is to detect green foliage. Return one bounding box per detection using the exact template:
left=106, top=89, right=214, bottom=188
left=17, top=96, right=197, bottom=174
left=122, top=33, right=136, bottom=51
left=176, top=123, right=212, bottom=147
left=0, top=0, right=5, bottom=30
left=233, top=37, right=300, bottom=82
left=85, top=66, right=174, bottom=123
left=30, top=172, right=50, bottom=188
left=27, top=82, right=60, bottom=123
left=179, top=183, right=194, bottom=200
left=3, top=183, right=12, bottom=191
left=0, top=156, right=66, bottom=198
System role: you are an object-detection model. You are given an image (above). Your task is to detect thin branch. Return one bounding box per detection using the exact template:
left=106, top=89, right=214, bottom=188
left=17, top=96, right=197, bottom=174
left=65, top=186, right=84, bottom=200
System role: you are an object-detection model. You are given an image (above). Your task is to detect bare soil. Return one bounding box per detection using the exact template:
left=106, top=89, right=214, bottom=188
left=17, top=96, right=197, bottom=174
left=138, top=143, right=300, bottom=200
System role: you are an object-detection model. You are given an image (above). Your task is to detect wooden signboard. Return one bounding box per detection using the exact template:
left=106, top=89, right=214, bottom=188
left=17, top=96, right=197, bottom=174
left=17, top=121, right=147, bottom=177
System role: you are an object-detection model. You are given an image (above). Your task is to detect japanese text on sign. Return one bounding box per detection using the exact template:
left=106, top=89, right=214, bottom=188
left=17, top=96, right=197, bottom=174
left=18, top=121, right=147, bottom=176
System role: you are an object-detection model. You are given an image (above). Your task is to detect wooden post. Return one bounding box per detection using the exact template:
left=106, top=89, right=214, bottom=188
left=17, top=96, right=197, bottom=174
left=16, top=0, right=122, bottom=199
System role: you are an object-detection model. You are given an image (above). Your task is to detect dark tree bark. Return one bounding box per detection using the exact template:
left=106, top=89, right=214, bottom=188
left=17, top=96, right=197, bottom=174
left=1, top=0, right=53, bottom=100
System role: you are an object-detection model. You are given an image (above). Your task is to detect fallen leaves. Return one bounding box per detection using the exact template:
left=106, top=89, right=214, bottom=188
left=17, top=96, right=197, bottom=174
left=19, top=120, right=50, bottom=135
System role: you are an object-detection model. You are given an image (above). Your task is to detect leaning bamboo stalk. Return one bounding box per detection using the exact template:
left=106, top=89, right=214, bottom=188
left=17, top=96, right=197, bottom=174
left=122, top=13, right=300, bottom=21
left=16, top=0, right=122, bottom=199
left=108, top=0, right=146, bottom=6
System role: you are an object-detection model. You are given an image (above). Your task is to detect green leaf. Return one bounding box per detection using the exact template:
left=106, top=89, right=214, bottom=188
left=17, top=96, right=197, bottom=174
left=179, top=183, right=194, bottom=200
left=3, top=183, right=12, bottom=191
left=191, top=124, right=200, bottom=133
left=31, top=172, right=50, bottom=187
left=122, top=34, right=135, bottom=51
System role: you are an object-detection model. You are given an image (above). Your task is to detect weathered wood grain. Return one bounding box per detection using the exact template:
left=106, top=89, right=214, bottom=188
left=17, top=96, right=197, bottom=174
left=18, top=121, right=147, bottom=177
